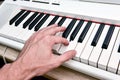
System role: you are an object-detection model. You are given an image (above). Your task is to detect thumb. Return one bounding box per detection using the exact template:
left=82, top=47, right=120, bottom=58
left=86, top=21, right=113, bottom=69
left=58, top=50, right=76, bottom=63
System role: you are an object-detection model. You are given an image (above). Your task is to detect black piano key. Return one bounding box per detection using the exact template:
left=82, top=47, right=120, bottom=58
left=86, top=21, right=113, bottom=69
left=9, top=10, right=25, bottom=25
left=23, top=12, right=39, bottom=29
left=34, top=14, right=50, bottom=31
left=91, top=23, right=105, bottom=46
left=78, top=21, right=92, bottom=43
left=47, top=15, right=59, bottom=26
left=118, top=45, right=120, bottom=52
left=58, top=17, right=66, bottom=26
left=62, top=19, right=77, bottom=39
left=70, top=19, right=84, bottom=41
left=102, top=25, right=115, bottom=49
left=28, top=13, right=44, bottom=30
left=15, top=11, right=31, bottom=26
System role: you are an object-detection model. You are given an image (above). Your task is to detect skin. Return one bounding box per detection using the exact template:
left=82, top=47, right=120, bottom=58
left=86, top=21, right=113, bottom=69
left=0, top=24, right=76, bottom=80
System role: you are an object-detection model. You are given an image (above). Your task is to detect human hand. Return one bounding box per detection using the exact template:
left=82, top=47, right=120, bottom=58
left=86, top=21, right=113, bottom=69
left=9, top=24, right=76, bottom=80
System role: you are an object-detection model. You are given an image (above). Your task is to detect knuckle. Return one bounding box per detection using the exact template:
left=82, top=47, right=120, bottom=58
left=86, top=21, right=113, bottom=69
left=42, top=36, right=51, bottom=43
left=44, top=36, right=50, bottom=40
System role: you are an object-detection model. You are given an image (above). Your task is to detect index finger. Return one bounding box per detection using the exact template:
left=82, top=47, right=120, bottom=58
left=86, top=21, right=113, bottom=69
left=48, top=36, right=69, bottom=48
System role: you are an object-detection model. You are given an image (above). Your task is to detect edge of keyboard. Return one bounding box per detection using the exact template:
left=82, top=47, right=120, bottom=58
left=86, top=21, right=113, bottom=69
left=0, top=36, right=120, bottom=80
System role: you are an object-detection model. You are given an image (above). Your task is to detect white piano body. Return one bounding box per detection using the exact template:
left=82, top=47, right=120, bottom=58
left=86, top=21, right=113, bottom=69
left=0, top=0, right=120, bottom=79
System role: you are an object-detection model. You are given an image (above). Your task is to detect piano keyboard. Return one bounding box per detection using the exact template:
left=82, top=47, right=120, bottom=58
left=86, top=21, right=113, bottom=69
left=1, top=0, right=120, bottom=77
left=0, top=9, right=120, bottom=76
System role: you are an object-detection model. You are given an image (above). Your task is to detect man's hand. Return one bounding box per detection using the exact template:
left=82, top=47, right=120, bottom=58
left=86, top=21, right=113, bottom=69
left=0, top=24, right=76, bottom=80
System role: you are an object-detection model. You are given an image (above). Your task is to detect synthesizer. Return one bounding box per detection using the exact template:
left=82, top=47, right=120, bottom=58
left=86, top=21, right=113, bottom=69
left=0, top=0, right=120, bottom=79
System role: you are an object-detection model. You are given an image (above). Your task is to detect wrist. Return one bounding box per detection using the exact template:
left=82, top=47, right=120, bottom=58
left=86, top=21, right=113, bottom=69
left=8, top=59, right=32, bottom=80
left=0, top=63, right=11, bottom=80
left=0, top=59, right=33, bottom=80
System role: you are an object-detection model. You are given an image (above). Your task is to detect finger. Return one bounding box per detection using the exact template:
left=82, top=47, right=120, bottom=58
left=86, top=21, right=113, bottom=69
left=46, top=26, right=66, bottom=35
left=30, top=24, right=56, bottom=37
left=36, top=24, right=58, bottom=34
left=58, top=50, right=76, bottom=63
left=27, top=25, right=54, bottom=43
left=26, top=24, right=59, bottom=39
left=30, top=24, right=64, bottom=41
left=36, top=25, right=66, bottom=36
left=49, top=36, right=69, bottom=47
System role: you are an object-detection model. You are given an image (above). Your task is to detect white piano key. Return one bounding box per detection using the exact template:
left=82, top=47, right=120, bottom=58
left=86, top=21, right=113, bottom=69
left=98, top=26, right=119, bottom=70
left=54, top=17, right=62, bottom=24
left=58, top=20, right=79, bottom=54
left=58, top=18, right=73, bottom=54
left=109, top=53, right=120, bottom=74
left=53, top=17, right=67, bottom=54
left=52, top=17, right=66, bottom=52
left=80, top=24, right=99, bottom=64
left=89, top=25, right=109, bottom=67
left=75, top=22, right=95, bottom=61
left=107, top=29, right=120, bottom=73
left=52, top=17, right=63, bottom=52
left=53, top=18, right=71, bottom=52
left=72, top=21, right=88, bottom=61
